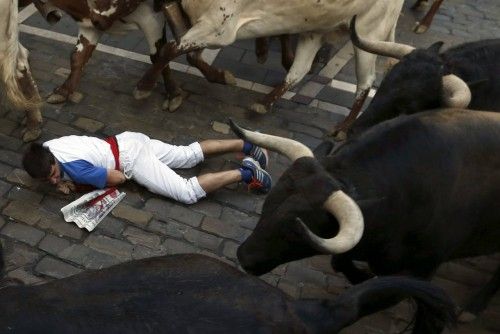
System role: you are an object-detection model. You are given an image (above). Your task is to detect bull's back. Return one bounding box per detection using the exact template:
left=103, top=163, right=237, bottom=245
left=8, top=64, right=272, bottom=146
left=444, top=39, right=500, bottom=111
left=333, top=110, right=500, bottom=268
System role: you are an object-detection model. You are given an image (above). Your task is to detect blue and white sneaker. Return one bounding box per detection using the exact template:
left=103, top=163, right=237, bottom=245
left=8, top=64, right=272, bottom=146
left=241, top=157, right=272, bottom=194
left=248, top=145, right=269, bottom=170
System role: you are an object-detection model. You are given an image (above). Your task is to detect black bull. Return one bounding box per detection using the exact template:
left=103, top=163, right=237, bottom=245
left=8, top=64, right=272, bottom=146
left=344, top=17, right=500, bottom=138
left=233, top=109, right=500, bottom=318
left=0, top=250, right=455, bottom=333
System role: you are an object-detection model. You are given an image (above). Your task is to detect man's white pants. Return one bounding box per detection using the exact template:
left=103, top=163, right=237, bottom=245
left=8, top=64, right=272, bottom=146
left=116, top=132, right=206, bottom=204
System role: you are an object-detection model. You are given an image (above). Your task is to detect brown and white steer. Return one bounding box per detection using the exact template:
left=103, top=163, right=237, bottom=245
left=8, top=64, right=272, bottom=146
left=31, top=0, right=235, bottom=111
left=126, top=0, right=404, bottom=127
left=0, top=0, right=42, bottom=142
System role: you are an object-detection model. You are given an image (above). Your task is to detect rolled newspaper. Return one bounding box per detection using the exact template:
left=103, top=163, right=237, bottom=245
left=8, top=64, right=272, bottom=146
left=61, top=188, right=126, bottom=232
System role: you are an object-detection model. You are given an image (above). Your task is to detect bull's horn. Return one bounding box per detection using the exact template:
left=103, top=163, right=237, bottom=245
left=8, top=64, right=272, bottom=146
left=441, top=74, right=471, bottom=108
left=350, top=16, right=415, bottom=60
left=229, top=119, right=313, bottom=161
left=297, top=190, right=364, bottom=254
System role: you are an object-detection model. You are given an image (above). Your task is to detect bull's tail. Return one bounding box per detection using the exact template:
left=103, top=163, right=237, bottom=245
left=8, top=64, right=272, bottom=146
left=1, top=0, right=41, bottom=111
left=294, top=276, right=456, bottom=334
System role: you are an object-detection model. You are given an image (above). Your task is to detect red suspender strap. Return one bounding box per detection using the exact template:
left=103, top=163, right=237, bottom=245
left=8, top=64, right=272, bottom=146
left=104, top=136, right=120, bottom=171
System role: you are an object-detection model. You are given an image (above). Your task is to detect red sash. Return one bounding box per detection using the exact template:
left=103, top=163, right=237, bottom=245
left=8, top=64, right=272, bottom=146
left=104, top=136, right=120, bottom=171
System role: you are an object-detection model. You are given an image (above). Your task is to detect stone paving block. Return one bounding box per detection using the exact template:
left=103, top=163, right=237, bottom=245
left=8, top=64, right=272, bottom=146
left=58, top=244, right=121, bottom=270
left=167, top=204, right=205, bottom=227
left=112, top=203, right=152, bottom=227
left=299, top=283, right=330, bottom=299
left=38, top=234, right=71, bottom=256
left=285, top=262, right=327, bottom=286
left=148, top=219, right=188, bottom=239
left=277, top=279, right=300, bottom=298
left=288, top=122, right=324, bottom=138
left=84, top=234, right=134, bottom=261
left=123, top=226, right=162, bottom=249
left=201, top=216, right=251, bottom=242
left=72, top=117, right=104, bottom=132
left=0, top=149, right=22, bottom=168
left=0, top=163, right=13, bottom=178
left=2, top=200, right=41, bottom=226
left=222, top=240, right=239, bottom=260
left=38, top=210, right=84, bottom=240
left=183, top=228, right=223, bottom=252
left=212, top=189, right=257, bottom=213
left=1, top=222, right=45, bottom=247
left=40, top=195, right=70, bottom=214
left=35, top=256, right=83, bottom=279
left=162, top=237, right=198, bottom=255
left=6, top=186, right=43, bottom=204
left=0, top=179, right=11, bottom=197
left=44, top=120, right=81, bottom=137
left=0, top=119, right=18, bottom=135
left=7, top=267, right=47, bottom=285
left=7, top=169, right=37, bottom=188
left=144, top=197, right=174, bottom=222
left=220, top=206, right=259, bottom=230
left=131, top=245, right=167, bottom=260
left=0, top=238, right=42, bottom=271
left=96, top=216, right=126, bottom=237
left=436, top=261, right=492, bottom=287
left=0, top=133, right=23, bottom=151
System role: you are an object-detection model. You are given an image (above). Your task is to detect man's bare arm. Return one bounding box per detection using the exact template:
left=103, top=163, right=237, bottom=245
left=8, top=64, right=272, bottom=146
left=107, top=169, right=126, bottom=186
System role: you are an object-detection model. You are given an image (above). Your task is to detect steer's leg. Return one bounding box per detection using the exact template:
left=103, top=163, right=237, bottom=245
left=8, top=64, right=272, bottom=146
left=18, top=69, right=42, bottom=142
left=47, top=26, right=102, bottom=104
left=135, top=20, right=238, bottom=100
left=255, top=37, right=269, bottom=64
left=186, top=50, right=236, bottom=85
left=331, top=257, right=374, bottom=284
left=16, top=44, right=42, bottom=142
left=459, top=264, right=500, bottom=323
left=250, top=32, right=323, bottom=114
left=414, top=0, right=445, bottom=34
left=279, top=34, right=294, bottom=71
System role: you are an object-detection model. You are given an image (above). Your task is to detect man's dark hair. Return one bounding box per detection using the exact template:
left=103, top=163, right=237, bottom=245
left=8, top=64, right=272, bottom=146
left=22, top=143, right=55, bottom=179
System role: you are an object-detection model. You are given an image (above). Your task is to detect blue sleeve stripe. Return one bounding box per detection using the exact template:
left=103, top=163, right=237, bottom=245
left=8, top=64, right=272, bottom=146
left=61, top=160, right=107, bottom=189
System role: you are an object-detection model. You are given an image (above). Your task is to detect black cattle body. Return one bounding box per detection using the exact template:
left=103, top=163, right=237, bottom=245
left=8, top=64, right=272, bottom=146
left=345, top=17, right=500, bottom=138
left=0, top=249, right=455, bottom=334
left=231, top=110, right=500, bottom=321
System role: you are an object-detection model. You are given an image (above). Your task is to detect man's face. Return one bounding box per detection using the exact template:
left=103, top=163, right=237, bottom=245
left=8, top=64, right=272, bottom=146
left=47, top=163, right=61, bottom=185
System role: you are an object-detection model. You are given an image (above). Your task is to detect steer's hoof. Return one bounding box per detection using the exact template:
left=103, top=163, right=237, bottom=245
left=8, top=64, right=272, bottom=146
left=133, top=88, right=152, bottom=100
left=22, top=128, right=42, bottom=142
left=46, top=93, right=67, bottom=104
left=224, top=71, right=236, bottom=86
left=458, top=311, right=477, bottom=323
left=250, top=103, right=269, bottom=114
left=330, top=129, right=347, bottom=142
left=163, top=95, right=183, bottom=113
left=413, top=22, right=429, bottom=34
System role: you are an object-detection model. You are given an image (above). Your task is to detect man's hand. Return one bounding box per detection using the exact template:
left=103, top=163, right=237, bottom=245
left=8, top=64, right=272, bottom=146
left=56, top=180, right=76, bottom=194
left=106, top=169, right=127, bottom=186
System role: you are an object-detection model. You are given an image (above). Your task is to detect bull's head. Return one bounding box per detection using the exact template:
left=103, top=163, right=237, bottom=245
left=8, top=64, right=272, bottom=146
left=230, top=121, right=364, bottom=276
left=347, top=16, right=471, bottom=136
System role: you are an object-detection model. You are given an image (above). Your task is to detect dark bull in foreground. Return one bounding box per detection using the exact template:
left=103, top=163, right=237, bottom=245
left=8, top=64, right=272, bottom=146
left=0, top=247, right=455, bottom=333
left=232, top=109, right=500, bottom=320
left=341, top=17, right=500, bottom=138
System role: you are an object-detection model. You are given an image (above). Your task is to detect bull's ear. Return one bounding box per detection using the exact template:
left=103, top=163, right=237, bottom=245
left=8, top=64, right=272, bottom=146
left=427, top=41, right=444, bottom=54
left=313, top=140, right=335, bottom=158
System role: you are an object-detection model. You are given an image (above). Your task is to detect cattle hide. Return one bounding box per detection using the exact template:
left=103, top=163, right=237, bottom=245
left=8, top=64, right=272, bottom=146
left=0, top=250, right=456, bottom=333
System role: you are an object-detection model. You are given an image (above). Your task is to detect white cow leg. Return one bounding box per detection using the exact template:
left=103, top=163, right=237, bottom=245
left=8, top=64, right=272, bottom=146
left=135, top=20, right=237, bottom=99
left=17, top=69, right=42, bottom=142
left=47, top=25, right=102, bottom=104
left=332, top=49, right=376, bottom=138
left=250, top=32, right=323, bottom=114
left=186, top=50, right=235, bottom=86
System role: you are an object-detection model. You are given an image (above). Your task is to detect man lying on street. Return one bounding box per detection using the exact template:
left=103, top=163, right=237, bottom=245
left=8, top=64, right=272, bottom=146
left=22, top=131, right=271, bottom=204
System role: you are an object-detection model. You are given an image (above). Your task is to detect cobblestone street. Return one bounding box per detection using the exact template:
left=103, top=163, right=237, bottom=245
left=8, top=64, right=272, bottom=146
left=1, top=0, right=500, bottom=332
